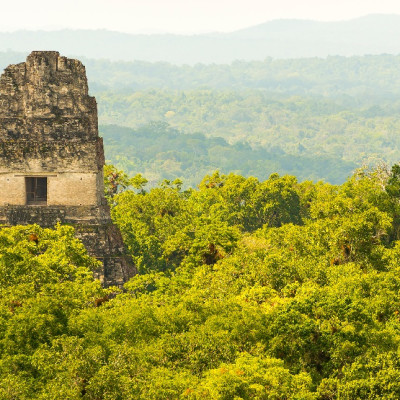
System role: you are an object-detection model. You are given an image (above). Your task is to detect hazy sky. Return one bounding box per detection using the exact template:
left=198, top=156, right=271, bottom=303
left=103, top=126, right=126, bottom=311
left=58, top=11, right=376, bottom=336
left=3, top=0, right=400, bottom=33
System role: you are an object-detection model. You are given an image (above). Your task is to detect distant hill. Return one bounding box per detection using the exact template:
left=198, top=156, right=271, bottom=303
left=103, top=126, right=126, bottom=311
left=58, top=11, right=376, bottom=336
left=1, top=14, right=400, bottom=64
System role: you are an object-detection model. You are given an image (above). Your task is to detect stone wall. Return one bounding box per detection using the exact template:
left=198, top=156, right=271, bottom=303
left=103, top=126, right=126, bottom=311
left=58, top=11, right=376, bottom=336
left=0, top=137, right=105, bottom=207
left=0, top=51, right=136, bottom=287
left=0, top=173, right=102, bottom=206
left=0, top=139, right=104, bottom=172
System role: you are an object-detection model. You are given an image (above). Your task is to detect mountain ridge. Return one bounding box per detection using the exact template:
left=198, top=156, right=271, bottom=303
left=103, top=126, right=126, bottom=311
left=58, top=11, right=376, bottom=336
left=0, top=14, right=400, bottom=64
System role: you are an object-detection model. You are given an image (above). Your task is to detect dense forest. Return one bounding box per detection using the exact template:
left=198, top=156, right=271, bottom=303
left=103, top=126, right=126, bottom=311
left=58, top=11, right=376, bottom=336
left=4, top=9, right=400, bottom=400
left=92, top=54, right=400, bottom=186
left=3, top=165, right=400, bottom=398
left=100, top=123, right=355, bottom=186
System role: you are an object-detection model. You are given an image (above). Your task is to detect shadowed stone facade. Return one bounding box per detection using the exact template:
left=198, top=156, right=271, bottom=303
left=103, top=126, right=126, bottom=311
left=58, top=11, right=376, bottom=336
left=0, top=51, right=135, bottom=286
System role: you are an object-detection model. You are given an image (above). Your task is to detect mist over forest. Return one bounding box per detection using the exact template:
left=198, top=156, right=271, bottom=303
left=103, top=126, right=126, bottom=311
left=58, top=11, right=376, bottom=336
left=1, top=15, right=400, bottom=63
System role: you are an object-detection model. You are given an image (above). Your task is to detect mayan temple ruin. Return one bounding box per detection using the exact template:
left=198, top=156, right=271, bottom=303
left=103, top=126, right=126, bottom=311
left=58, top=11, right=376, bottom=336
left=0, top=51, right=135, bottom=286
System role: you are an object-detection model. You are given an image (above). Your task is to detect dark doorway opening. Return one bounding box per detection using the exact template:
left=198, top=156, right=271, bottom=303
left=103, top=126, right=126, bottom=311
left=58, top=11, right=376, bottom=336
left=26, top=177, right=47, bottom=205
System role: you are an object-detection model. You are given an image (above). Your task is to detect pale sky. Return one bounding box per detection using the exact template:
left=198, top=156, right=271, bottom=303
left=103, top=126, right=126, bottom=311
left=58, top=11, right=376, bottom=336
left=3, top=0, right=400, bottom=34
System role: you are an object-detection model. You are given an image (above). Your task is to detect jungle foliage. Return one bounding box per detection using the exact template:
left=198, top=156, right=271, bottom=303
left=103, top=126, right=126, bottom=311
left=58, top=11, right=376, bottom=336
left=4, top=165, right=400, bottom=398
left=101, top=123, right=356, bottom=187
left=91, top=54, right=400, bottom=186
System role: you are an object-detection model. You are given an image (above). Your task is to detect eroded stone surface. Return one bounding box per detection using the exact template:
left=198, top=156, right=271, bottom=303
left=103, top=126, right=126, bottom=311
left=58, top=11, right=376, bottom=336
left=0, top=51, right=136, bottom=287
left=0, top=51, right=98, bottom=140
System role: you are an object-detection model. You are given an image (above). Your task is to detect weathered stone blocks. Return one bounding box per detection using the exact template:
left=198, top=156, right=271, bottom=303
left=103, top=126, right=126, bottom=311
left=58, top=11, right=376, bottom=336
left=0, top=51, right=136, bottom=286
